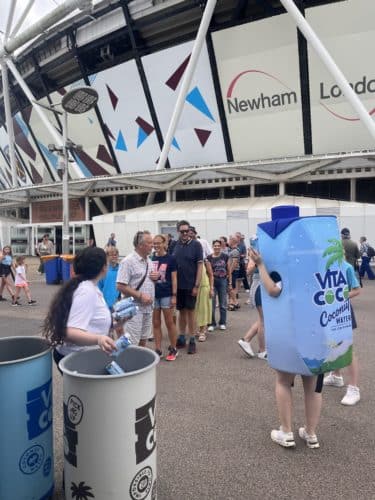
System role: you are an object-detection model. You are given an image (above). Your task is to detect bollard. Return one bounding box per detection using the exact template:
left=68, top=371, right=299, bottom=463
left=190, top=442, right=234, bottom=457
left=0, top=336, right=54, bottom=500
left=60, top=345, right=159, bottom=500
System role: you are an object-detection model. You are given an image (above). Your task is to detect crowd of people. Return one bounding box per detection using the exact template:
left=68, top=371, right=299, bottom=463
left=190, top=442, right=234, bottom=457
left=0, top=222, right=369, bottom=450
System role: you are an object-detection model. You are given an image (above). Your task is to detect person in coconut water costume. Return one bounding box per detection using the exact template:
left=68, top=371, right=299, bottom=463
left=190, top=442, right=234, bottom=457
left=250, top=247, right=322, bottom=450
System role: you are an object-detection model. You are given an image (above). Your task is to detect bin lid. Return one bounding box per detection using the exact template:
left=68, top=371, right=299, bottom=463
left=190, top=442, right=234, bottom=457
left=60, top=254, right=75, bottom=262
left=40, top=254, right=59, bottom=261
left=0, top=336, right=51, bottom=365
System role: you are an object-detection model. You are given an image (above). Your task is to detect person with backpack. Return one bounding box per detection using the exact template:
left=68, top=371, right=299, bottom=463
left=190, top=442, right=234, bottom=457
left=359, top=236, right=375, bottom=280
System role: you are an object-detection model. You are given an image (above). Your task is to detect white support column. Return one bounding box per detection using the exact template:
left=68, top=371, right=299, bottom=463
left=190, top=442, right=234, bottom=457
left=29, top=202, right=32, bottom=223
left=250, top=184, right=255, bottom=198
left=6, top=59, right=62, bottom=181
left=4, top=0, right=17, bottom=41
left=219, top=187, right=225, bottom=199
left=166, top=190, right=172, bottom=202
left=279, top=182, right=285, bottom=196
left=112, top=195, right=117, bottom=212
left=61, top=111, right=70, bottom=254
left=10, top=0, right=35, bottom=39
left=350, top=178, right=356, bottom=202
left=85, top=196, right=90, bottom=221
left=94, top=197, right=109, bottom=214
left=155, top=0, right=217, bottom=173
left=1, top=60, right=18, bottom=186
left=280, top=0, right=375, bottom=142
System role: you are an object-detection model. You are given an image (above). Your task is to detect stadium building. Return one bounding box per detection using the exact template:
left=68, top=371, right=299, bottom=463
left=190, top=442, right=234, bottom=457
left=0, top=0, right=374, bottom=253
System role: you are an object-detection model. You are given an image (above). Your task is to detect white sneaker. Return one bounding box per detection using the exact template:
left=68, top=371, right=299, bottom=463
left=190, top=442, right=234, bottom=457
left=257, top=351, right=268, bottom=360
left=219, top=324, right=226, bottom=331
left=323, top=372, right=344, bottom=387
left=271, top=427, right=296, bottom=448
left=207, top=325, right=215, bottom=332
left=237, top=339, right=255, bottom=357
left=298, top=427, right=320, bottom=449
left=341, top=385, right=360, bottom=406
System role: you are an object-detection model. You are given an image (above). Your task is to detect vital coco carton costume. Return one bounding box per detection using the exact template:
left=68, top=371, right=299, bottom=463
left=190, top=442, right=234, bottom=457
left=257, top=205, right=353, bottom=376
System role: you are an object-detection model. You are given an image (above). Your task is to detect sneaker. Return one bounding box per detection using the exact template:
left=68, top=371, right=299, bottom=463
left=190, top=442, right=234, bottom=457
left=148, top=337, right=154, bottom=342
left=165, top=347, right=178, bottom=362
left=219, top=324, right=226, bottom=331
left=187, top=341, right=196, bottom=354
left=257, top=351, right=268, bottom=360
left=323, top=372, right=344, bottom=387
left=0, top=296, right=7, bottom=301
left=176, top=335, right=186, bottom=348
left=298, top=427, right=320, bottom=449
left=341, top=385, right=360, bottom=406
left=155, top=349, right=163, bottom=359
left=11, top=301, right=21, bottom=307
left=207, top=325, right=215, bottom=332
left=237, top=339, right=255, bottom=358
left=28, top=300, right=37, bottom=306
left=234, top=303, right=240, bottom=309
left=271, top=427, right=296, bottom=448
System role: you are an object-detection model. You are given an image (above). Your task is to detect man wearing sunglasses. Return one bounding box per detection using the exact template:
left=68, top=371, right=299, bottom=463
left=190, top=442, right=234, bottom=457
left=173, top=220, right=203, bottom=354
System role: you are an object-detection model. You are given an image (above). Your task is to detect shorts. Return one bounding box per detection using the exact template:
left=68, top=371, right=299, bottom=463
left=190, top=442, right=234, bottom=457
left=254, top=285, right=262, bottom=308
left=125, top=312, right=152, bottom=344
left=176, top=289, right=197, bottom=310
left=154, top=296, right=172, bottom=309
left=0, top=264, right=11, bottom=278
left=231, top=270, right=240, bottom=288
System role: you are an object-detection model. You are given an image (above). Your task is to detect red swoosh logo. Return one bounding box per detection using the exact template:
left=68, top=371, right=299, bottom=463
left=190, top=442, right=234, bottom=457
left=226, top=69, right=294, bottom=98
left=320, top=102, right=375, bottom=122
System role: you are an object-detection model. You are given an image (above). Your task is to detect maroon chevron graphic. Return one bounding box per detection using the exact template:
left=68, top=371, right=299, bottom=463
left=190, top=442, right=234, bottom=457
left=136, top=116, right=154, bottom=135
left=194, top=128, right=211, bottom=147
left=29, top=161, right=43, bottom=184
left=57, top=88, right=67, bottom=96
left=22, top=106, right=32, bottom=124
left=13, top=118, right=36, bottom=160
left=74, top=149, right=111, bottom=176
left=106, top=84, right=118, bottom=110
left=96, top=144, right=114, bottom=166
left=166, top=54, right=191, bottom=91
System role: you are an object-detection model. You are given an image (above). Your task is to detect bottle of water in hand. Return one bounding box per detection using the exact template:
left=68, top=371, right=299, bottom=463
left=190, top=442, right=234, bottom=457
left=105, top=335, right=132, bottom=375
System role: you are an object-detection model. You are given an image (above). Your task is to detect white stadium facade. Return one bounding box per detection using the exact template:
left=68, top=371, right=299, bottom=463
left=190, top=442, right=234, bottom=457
left=0, top=0, right=375, bottom=253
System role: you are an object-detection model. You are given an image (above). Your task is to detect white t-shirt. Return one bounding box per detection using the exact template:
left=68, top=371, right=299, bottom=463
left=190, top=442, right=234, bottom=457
left=56, top=280, right=111, bottom=356
left=15, top=265, right=27, bottom=286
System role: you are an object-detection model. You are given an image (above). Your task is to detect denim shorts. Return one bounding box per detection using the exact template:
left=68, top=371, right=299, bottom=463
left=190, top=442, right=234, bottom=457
left=154, top=296, right=172, bottom=309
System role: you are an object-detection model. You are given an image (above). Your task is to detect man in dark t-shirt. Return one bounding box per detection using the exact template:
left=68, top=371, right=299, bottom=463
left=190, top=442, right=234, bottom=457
left=173, top=220, right=203, bottom=354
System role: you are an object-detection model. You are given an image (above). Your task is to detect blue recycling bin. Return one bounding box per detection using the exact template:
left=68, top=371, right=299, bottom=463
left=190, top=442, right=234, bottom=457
left=43, top=254, right=61, bottom=284
left=60, top=254, right=75, bottom=282
left=0, top=336, right=54, bottom=500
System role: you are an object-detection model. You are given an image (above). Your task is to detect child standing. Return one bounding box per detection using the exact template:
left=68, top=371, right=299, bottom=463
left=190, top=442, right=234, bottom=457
left=13, top=256, right=37, bottom=306
left=0, top=246, right=16, bottom=303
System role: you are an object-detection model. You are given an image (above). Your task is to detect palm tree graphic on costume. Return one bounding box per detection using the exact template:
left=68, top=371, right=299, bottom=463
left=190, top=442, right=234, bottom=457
left=71, top=481, right=95, bottom=499
left=322, top=238, right=344, bottom=270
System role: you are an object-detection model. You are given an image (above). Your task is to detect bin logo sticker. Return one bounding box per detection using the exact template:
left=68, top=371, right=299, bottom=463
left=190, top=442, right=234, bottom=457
left=135, top=396, right=156, bottom=465
left=19, top=444, right=44, bottom=475
left=64, top=395, right=83, bottom=468
left=129, top=466, right=153, bottom=500
left=26, top=378, right=52, bottom=440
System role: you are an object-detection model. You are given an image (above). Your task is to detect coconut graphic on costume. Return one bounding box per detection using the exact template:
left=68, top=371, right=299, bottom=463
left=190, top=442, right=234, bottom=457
left=257, top=205, right=353, bottom=376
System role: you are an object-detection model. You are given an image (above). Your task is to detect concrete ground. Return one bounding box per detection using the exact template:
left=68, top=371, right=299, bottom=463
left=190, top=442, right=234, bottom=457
left=1, top=257, right=375, bottom=499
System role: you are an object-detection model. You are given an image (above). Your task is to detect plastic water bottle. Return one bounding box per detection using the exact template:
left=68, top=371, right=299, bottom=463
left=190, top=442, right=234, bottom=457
left=111, top=335, right=132, bottom=358
left=105, top=360, right=124, bottom=375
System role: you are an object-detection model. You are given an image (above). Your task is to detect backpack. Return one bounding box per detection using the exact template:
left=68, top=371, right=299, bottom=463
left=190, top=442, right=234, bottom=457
left=367, top=245, right=375, bottom=259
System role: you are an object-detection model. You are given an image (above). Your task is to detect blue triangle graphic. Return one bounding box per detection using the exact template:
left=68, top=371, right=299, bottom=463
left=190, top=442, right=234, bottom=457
left=137, top=127, right=148, bottom=149
left=15, top=114, right=30, bottom=137
left=38, top=142, right=59, bottom=170
left=186, top=87, right=215, bottom=122
left=116, top=130, right=127, bottom=151
left=172, top=137, right=180, bottom=151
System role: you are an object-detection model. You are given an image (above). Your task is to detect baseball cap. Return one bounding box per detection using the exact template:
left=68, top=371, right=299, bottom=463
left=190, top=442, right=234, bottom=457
left=341, top=228, right=350, bottom=236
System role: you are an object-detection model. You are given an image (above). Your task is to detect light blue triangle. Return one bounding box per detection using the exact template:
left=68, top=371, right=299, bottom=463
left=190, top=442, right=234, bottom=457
left=137, top=127, right=148, bottom=148
left=186, top=86, right=215, bottom=122
left=16, top=114, right=29, bottom=137
left=172, top=137, right=180, bottom=151
left=38, top=142, right=59, bottom=170
left=116, top=130, right=127, bottom=151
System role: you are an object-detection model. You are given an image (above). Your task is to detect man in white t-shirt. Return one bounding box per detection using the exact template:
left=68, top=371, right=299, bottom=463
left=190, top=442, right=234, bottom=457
left=116, top=230, right=158, bottom=346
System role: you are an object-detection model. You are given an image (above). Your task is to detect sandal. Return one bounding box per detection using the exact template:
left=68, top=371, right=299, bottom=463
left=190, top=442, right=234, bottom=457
left=198, top=333, right=206, bottom=342
left=228, top=304, right=235, bottom=311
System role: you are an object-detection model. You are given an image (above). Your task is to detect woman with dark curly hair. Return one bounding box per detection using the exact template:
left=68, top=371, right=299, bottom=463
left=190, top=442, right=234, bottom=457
left=43, top=247, right=116, bottom=369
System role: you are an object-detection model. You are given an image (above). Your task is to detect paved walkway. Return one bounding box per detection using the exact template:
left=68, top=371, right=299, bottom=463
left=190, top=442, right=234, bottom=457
left=1, top=259, right=374, bottom=499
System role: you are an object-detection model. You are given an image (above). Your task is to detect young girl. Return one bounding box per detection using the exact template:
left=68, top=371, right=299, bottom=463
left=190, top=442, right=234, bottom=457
left=13, top=256, right=36, bottom=306
left=0, top=246, right=16, bottom=304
